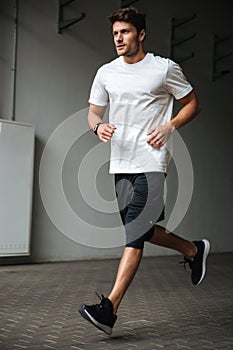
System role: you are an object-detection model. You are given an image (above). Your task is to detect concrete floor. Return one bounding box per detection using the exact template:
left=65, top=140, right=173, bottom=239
left=0, top=252, right=233, bottom=350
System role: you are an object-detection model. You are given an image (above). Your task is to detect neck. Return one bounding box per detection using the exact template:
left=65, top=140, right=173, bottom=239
left=123, top=48, right=146, bottom=64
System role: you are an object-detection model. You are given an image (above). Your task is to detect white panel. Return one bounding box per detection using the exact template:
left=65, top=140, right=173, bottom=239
left=0, top=119, right=35, bottom=256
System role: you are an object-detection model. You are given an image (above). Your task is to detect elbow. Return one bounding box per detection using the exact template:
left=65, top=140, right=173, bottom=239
left=192, top=91, right=201, bottom=117
left=195, top=101, right=201, bottom=117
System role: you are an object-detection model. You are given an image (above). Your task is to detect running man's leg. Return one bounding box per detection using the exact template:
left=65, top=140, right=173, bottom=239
left=78, top=173, right=147, bottom=334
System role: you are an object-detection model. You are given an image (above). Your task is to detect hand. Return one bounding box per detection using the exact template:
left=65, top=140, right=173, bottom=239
left=97, top=123, right=116, bottom=142
left=147, top=122, right=175, bottom=149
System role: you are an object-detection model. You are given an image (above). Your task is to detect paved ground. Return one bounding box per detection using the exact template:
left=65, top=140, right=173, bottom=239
left=0, top=253, right=233, bottom=350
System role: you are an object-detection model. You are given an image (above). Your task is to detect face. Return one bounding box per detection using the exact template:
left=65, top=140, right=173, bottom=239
left=112, top=21, right=145, bottom=57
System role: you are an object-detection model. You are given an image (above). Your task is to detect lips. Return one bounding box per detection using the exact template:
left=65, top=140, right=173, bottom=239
left=116, top=44, right=125, bottom=49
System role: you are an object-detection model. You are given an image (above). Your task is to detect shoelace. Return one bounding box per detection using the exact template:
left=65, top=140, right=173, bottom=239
left=179, top=257, right=192, bottom=270
left=95, top=292, right=105, bottom=301
left=87, top=293, right=105, bottom=312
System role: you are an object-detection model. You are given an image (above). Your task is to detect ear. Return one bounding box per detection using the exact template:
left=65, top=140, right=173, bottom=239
left=139, top=29, right=146, bottom=42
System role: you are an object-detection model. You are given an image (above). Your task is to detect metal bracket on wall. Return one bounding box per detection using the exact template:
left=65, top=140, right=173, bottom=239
left=212, top=34, right=233, bottom=80
left=58, top=0, right=85, bottom=34
left=121, top=0, right=140, bottom=8
left=170, top=13, right=196, bottom=64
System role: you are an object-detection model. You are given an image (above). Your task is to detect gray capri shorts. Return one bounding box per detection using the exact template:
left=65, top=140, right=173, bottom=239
left=115, top=172, right=166, bottom=250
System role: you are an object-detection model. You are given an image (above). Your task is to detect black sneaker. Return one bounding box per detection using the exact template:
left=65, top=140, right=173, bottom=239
left=181, top=239, right=210, bottom=285
left=79, top=294, right=117, bottom=335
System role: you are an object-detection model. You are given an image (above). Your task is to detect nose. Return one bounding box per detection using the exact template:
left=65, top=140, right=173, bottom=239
left=116, top=33, right=123, bottom=42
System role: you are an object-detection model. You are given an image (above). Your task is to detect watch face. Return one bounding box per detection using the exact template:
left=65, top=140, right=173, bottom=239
left=94, top=123, right=100, bottom=135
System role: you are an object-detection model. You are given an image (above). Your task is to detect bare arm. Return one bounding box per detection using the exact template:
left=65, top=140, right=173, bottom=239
left=88, top=103, right=116, bottom=142
left=147, top=90, right=201, bottom=149
left=170, top=90, right=201, bottom=129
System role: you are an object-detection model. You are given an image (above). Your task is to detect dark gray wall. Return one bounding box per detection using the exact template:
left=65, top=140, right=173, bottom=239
left=0, top=0, right=232, bottom=262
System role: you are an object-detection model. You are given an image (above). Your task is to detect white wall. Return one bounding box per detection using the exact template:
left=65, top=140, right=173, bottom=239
left=0, top=0, right=232, bottom=263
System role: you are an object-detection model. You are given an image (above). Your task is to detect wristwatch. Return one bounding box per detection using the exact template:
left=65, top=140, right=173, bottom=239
left=93, top=122, right=102, bottom=135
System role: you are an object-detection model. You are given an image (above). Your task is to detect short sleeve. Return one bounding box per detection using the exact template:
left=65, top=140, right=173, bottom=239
left=88, top=68, right=109, bottom=106
left=165, top=59, right=193, bottom=99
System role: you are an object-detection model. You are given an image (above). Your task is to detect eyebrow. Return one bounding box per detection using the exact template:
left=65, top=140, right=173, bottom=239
left=112, top=28, right=131, bottom=35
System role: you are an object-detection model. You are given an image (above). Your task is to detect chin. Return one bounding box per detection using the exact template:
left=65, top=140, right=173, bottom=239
left=117, top=50, right=126, bottom=56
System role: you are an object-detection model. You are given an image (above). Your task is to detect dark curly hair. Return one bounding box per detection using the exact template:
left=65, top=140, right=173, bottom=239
left=108, top=7, right=146, bottom=35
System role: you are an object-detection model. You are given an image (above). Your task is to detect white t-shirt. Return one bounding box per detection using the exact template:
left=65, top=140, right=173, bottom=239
left=89, top=53, right=193, bottom=174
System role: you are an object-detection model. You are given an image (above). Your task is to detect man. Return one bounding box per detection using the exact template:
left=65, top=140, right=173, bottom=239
left=79, top=7, right=210, bottom=335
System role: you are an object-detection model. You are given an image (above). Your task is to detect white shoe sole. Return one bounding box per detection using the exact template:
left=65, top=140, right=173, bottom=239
left=197, top=239, right=210, bottom=285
